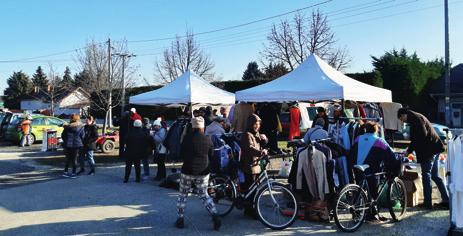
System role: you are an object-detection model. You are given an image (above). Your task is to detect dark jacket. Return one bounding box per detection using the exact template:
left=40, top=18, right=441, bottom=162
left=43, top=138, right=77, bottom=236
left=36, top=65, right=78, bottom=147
left=406, top=111, right=445, bottom=163
left=311, top=114, right=329, bottom=131
left=181, top=130, right=214, bottom=176
left=125, top=127, right=152, bottom=160
left=62, top=122, right=85, bottom=149
left=83, top=124, right=98, bottom=150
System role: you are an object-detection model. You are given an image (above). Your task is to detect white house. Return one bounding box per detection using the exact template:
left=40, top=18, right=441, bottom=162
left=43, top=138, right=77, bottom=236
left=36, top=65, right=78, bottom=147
left=20, top=87, right=91, bottom=116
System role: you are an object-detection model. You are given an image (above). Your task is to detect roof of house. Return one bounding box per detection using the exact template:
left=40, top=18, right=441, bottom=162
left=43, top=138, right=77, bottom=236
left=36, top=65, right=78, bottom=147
left=21, top=87, right=91, bottom=103
left=430, top=63, right=463, bottom=95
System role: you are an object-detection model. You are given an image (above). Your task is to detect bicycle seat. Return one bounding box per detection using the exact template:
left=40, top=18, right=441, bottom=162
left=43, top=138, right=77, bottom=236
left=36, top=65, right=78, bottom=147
left=353, top=164, right=370, bottom=172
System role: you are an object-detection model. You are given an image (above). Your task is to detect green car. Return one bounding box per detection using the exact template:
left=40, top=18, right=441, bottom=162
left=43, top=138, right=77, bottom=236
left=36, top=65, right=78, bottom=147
left=5, top=115, right=67, bottom=144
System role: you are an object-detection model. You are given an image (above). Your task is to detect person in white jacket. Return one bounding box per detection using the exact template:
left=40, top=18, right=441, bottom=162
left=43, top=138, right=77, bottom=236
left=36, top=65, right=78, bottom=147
left=152, top=119, right=167, bottom=181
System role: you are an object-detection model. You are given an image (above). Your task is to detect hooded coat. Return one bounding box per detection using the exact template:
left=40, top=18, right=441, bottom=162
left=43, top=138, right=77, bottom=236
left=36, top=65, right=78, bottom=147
left=240, top=114, right=267, bottom=174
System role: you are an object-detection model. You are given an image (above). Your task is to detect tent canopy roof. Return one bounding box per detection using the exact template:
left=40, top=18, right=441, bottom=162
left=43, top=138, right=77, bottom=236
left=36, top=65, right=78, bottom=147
left=235, top=54, right=392, bottom=103
left=129, top=71, right=235, bottom=106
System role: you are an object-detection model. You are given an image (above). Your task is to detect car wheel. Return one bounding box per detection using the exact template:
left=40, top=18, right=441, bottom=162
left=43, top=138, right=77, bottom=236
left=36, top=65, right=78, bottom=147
left=28, top=134, right=36, bottom=144
left=102, top=140, right=115, bottom=153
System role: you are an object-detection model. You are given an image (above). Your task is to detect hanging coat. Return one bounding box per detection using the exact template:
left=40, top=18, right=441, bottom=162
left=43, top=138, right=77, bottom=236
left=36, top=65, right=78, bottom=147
left=289, top=106, right=301, bottom=140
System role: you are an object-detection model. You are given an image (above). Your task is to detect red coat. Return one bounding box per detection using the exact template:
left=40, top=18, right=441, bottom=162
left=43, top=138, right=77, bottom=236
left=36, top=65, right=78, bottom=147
left=289, top=107, right=300, bottom=140
left=130, top=113, right=142, bottom=121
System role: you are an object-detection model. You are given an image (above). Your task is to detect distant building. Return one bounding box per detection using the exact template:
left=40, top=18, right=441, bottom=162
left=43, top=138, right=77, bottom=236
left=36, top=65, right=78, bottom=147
left=20, top=87, right=91, bottom=116
left=430, top=63, right=463, bottom=128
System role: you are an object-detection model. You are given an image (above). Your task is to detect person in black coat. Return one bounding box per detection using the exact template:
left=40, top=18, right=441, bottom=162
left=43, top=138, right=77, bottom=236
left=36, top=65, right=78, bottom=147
left=311, top=107, right=329, bottom=131
left=124, top=119, right=152, bottom=183
left=77, top=115, right=98, bottom=175
left=175, top=117, right=221, bottom=230
left=62, top=114, right=85, bottom=178
left=398, top=108, right=449, bottom=209
left=116, top=111, right=130, bottom=158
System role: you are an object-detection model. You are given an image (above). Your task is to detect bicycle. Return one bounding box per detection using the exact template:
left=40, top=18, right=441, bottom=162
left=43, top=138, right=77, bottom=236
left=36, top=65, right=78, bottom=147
left=333, top=163, right=407, bottom=232
left=207, top=154, right=298, bottom=230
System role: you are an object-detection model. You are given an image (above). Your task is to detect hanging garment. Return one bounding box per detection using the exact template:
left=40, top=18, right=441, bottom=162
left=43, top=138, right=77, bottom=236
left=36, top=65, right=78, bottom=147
left=289, top=106, right=301, bottom=140
left=298, top=103, right=312, bottom=130
left=380, top=102, right=403, bottom=131
left=364, top=103, right=382, bottom=119
left=358, top=104, right=367, bottom=118
left=296, top=147, right=329, bottom=200
left=164, top=120, right=188, bottom=161
left=448, top=136, right=463, bottom=227
left=232, top=103, right=255, bottom=132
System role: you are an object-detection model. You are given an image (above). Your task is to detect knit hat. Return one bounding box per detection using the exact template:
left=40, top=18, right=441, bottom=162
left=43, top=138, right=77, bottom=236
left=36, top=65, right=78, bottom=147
left=191, top=117, right=205, bottom=129
left=153, top=118, right=162, bottom=127
left=130, top=108, right=136, bottom=113
left=133, top=119, right=142, bottom=128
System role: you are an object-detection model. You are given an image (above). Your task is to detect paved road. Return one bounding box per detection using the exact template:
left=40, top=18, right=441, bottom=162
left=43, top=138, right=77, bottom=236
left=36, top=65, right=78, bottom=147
left=0, top=143, right=451, bottom=236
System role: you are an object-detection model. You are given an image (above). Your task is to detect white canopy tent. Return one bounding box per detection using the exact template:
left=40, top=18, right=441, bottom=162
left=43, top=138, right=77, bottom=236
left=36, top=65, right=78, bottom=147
left=129, top=71, right=235, bottom=106
left=235, top=54, right=392, bottom=103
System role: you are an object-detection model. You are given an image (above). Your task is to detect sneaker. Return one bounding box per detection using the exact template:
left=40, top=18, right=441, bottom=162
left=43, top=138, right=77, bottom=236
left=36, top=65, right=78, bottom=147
left=212, top=215, right=221, bottom=230
left=62, top=172, right=70, bottom=178
left=416, top=203, right=433, bottom=210
left=175, top=218, right=184, bottom=229
left=69, top=173, right=77, bottom=179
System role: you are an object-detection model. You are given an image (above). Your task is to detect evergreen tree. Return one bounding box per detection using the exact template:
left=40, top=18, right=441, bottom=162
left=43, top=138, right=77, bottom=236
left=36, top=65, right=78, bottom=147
left=32, top=66, right=49, bottom=92
left=60, top=66, right=74, bottom=88
left=242, top=62, right=264, bottom=81
left=4, top=71, right=32, bottom=109
left=263, top=62, right=289, bottom=80
left=74, top=70, right=92, bottom=91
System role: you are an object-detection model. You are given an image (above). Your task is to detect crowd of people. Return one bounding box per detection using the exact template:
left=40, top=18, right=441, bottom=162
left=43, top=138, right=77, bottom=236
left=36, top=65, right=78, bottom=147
left=55, top=102, right=450, bottom=230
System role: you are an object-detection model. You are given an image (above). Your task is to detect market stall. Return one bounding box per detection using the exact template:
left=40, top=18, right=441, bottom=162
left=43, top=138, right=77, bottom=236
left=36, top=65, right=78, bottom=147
left=129, top=70, right=235, bottom=106
left=235, top=54, right=392, bottom=103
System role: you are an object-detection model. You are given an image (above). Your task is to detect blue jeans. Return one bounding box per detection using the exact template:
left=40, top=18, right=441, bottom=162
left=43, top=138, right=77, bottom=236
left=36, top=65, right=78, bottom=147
left=420, top=154, right=449, bottom=207
left=79, top=149, right=95, bottom=170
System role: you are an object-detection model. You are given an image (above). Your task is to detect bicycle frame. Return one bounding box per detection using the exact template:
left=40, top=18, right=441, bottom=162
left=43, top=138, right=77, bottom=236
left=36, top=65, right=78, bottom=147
left=356, top=171, right=390, bottom=209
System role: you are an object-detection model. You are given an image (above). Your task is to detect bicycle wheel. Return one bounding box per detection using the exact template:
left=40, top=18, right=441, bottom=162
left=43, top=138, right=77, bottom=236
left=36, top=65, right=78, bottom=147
left=388, top=177, right=407, bottom=221
left=255, top=182, right=297, bottom=230
left=208, top=175, right=236, bottom=217
left=334, top=184, right=368, bottom=233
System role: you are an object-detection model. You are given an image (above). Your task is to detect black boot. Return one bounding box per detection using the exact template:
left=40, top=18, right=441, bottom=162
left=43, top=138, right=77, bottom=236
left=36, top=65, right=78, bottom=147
left=88, top=168, right=95, bottom=175
left=175, top=217, right=184, bottom=229
left=212, top=215, right=221, bottom=230
left=76, top=169, right=85, bottom=175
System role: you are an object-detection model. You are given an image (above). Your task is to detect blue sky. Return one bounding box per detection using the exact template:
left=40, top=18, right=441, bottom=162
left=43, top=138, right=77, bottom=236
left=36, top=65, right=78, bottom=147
left=1, top=0, right=462, bottom=95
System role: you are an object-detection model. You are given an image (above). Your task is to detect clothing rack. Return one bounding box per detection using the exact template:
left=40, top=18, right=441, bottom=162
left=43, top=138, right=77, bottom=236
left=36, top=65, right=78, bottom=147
left=446, top=129, right=463, bottom=236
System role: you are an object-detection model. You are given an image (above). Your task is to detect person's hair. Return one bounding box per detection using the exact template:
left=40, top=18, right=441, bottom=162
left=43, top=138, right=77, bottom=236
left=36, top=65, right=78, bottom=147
left=314, top=117, right=325, bottom=127
left=86, top=115, right=94, bottom=122
left=317, top=107, right=326, bottom=113
left=397, top=108, right=409, bottom=119
left=71, top=114, right=80, bottom=123
left=364, top=121, right=379, bottom=134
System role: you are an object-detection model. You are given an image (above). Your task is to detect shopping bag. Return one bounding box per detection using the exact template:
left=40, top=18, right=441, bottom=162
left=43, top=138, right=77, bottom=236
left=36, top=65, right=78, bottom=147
left=278, top=159, right=292, bottom=178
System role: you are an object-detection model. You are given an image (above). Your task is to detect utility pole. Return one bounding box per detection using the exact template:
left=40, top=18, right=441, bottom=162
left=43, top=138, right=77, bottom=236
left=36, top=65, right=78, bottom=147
left=112, top=53, right=136, bottom=117
left=107, top=38, right=113, bottom=129
left=444, top=0, right=451, bottom=127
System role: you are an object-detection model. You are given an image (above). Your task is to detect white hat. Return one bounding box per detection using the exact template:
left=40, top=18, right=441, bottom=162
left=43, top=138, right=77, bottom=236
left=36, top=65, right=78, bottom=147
left=130, top=108, right=136, bottom=113
left=191, top=117, right=205, bottom=129
left=133, top=119, right=142, bottom=128
left=153, top=119, right=162, bottom=127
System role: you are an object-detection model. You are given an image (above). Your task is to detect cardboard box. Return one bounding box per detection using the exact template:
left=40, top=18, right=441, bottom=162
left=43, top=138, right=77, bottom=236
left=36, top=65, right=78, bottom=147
left=401, top=170, right=423, bottom=207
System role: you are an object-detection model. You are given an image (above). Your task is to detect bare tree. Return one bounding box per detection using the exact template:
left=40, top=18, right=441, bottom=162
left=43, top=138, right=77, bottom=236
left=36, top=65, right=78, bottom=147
left=155, top=31, right=214, bottom=84
left=76, top=39, right=135, bottom=134
left=262, top=10, right=351, bottom=71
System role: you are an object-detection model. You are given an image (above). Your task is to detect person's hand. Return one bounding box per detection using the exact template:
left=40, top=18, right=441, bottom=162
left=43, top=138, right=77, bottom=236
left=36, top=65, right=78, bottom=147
left=259, top=134, right=268, bottom=141
left=261, top=149, right=268, bottom=156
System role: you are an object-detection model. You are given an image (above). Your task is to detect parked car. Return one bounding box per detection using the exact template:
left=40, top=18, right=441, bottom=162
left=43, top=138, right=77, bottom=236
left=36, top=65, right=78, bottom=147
left=4, top=115, right=67, bottom=144
left=393, top=123, right=452, bottom=143
left=0, top=112, right=24, bottom=140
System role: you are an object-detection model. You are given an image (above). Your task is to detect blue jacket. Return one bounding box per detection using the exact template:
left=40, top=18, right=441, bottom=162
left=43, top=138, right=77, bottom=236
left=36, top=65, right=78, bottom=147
left=62, top=122, right=85, bottom=149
